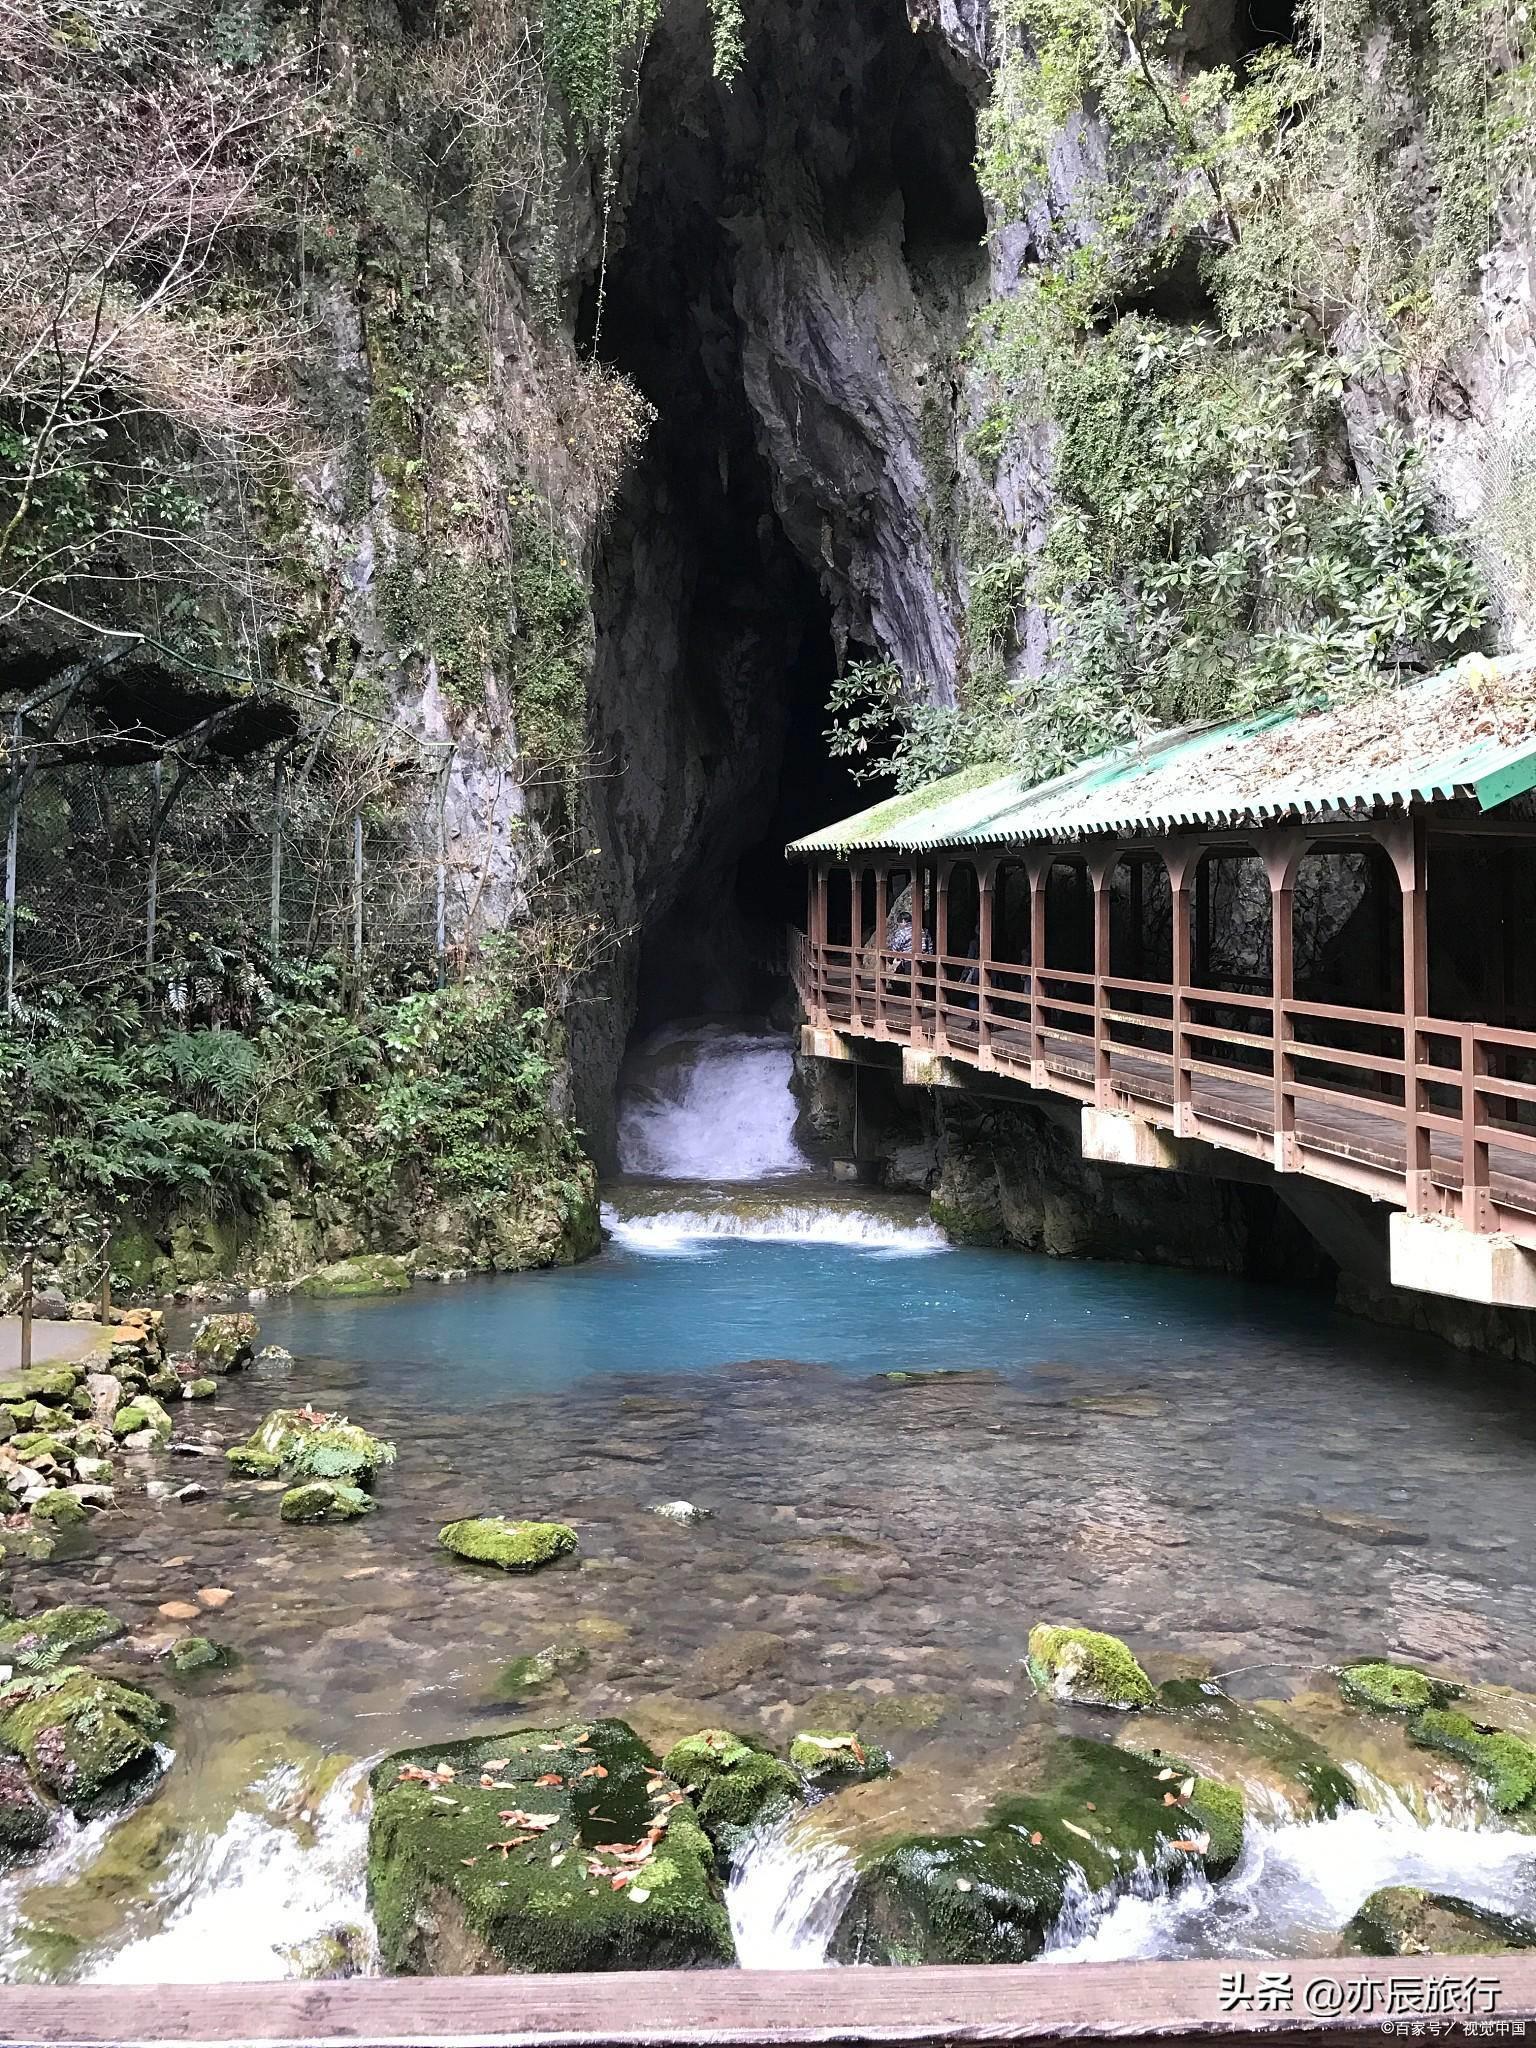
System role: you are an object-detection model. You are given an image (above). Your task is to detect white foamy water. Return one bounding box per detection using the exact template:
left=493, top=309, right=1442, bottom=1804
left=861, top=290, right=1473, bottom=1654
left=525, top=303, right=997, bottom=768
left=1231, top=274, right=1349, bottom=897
left=728, top=1821, right=857, bottom=1968
left=602, top=1202, right=947, bottom=1257
left=88, top=1763, right=375, bottom=1983
left=1045, top=1807, right=1536, bottom=1963
left=618, top=1023, right=811, bottom=1180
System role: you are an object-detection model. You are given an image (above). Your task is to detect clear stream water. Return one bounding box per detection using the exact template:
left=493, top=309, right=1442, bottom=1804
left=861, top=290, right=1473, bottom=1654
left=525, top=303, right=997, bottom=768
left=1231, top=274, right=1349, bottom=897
left=5, top=1024, right=1536, bottom=1978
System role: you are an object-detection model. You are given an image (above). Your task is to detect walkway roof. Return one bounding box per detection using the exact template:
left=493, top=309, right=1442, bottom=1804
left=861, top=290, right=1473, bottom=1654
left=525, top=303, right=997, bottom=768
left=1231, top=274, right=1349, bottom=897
left=787, top=654, right=1536, bottom=856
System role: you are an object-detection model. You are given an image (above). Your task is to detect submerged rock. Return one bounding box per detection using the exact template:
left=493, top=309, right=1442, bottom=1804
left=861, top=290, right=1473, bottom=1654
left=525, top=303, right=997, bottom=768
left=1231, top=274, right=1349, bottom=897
left=1346, top=1885, right=1536, bottom=1956
left=301, top=1255, right=412, bottom=1299
left=280, top=1924, right=370, bottom=1978
left=1027, top=1624, right=1155, bottom=1710
left=830, top=1735, right=1241, bottom=1965
left=367, top=1719, right=734, bottom=1973
left=1136, top=1680, right=1358, bottom=1819
left=687, top=1630, right=787, bottom=1694
left=661, top=1730, right=800, bottom=1864
left=280, top=1481, right=374, bottom=1524
left=439, top=1517, right=577, bottom=1571
left=0, top=1666, right=169, bottom=1812
left=649, top=1500, right=711, bottom=1525
left=1338, top=1661, right=1461, bottom=1713
left=0, top=1606, right=125, bottom=1673
left=789, top=1731, right=892, bottom=1787
left=166, top=1635, right=231, bottom=1674
left=495, top=1644, right=590, bottom=1697
left=182, top=1378, right=218, bottom=1401
left=0, top=1755, right=53, bottom=1859
left=190, top=1313, right=259, bottom=1373
left=254, top=1345, right=295, bottom=1370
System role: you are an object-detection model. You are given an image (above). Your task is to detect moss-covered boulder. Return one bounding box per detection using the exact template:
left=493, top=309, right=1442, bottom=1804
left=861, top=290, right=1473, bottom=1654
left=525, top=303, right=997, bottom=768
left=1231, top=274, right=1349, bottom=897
left=0, top=1667, right=169, bottom=1812
left=29, top=1490, right=89, bottom=1531
left=1027, top=1624, right=1154, bottom=1709
left=1136, top=1680, right=1358, bottom=1820
left=1408, top=1707, right=1536, bottom=1815
left=0, top=1365, right=80, bottom=1407
left=439, top=1517, right=577, bottom=1571
left=301, top=1255, right=412, bottom=1299
left=1345, top=1885, right=1536, bottom=1956
left=495, top=1644, right=590, bottom=1697
left=367, top=1719, right=734, bottom=1973
left=111, top=1394, right=172, bottom=1444
left=661, top=1731, right=800, bottom=1864
left=190, top=1312, right=259, bottom=1373
left=183, top=1377, right=218, bottom=1400
left=1338, top=1661, right=1462, bottom=1714
left=830, top=1736, right=1239, bottom=1964
left=790, top=1731, right=892, bottom=1787
left=167, top=1635, right=230, bottom=1674
left=281, top=1481, right=374, bottom=1524
left=226, top=1409, right=394, bottom=1488
left=0, top=1607, right=125, bottom=1673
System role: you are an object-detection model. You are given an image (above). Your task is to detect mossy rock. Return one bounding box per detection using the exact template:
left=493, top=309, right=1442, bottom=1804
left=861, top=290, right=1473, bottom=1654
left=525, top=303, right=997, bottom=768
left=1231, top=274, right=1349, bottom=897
left=0, top=1366, right=79, bottom=1407
left=367, top=1719, right=734, bottom=1973
left=495, top=1644, right=590, bottom=1698
left=29, top=1491, right=88, bottom=1531
left=147, top=1368, right=184, bottom=1400
left=279, top=1924, right=369, bottom=1978
left=227, top=1447, right=282, bottom=1478
left=1027, top=1624, right=1155, bottom=1709
left=1345, top=1885, right=1536, bottom=1956
left=111, top=1395, right=171, bottom=1444
left=0, top=1666, right=169, bottom=1812
left=281, top=1481, right=374, bottom=1524
left=167, top=1636, right=231, bottom=1674
left=798, top=1689, right=949, bottom=1739
left=0, top=1607, right=124, bottom=1673
left=301, top=1255, right=412, bottom=1299
left=183, top=1378, right=218, bottom=1401
left=1338, top=1661, right=1462, bottom=1714
left=1147, top=1680, right=1358, bottom=1819
left=830, top=1736, right=1240, bottom=1964
left=190, top=1312, right=259, bottom=1373
left=789, top=1732, right=892, bottom=1787
left=0, top=1757, right=53, bottom=1861
left=1408, top=1707, right=1536, bottom=1814
left=440, top=1518, right=577, bottom=1572
left=661, top=1731, right=800, bottom=1864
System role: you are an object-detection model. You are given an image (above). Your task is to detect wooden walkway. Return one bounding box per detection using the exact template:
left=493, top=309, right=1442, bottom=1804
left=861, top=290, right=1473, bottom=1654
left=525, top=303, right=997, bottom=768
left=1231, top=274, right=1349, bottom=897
left=793, top=936, right=1536, bottom=1246
left=0, top=1959, right=1530, bottom=2045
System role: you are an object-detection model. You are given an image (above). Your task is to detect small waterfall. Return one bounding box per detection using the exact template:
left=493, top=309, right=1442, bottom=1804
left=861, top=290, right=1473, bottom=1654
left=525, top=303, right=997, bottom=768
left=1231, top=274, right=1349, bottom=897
left=727, top=1822, right=857, bottom=1968
left=601, top=1202, right=947, bottom=1256
left=618, top=1023, right=811, bottom=1180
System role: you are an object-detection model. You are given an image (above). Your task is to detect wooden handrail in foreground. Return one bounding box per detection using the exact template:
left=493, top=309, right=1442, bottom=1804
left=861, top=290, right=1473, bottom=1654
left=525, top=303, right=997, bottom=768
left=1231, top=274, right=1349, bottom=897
left=0, top=1958, right=1532, bottom=2047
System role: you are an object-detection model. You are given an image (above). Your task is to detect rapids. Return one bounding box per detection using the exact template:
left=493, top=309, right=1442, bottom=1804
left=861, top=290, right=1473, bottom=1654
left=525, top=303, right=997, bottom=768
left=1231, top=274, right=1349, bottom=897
left=5, top=1022, right=1536, bottom=1978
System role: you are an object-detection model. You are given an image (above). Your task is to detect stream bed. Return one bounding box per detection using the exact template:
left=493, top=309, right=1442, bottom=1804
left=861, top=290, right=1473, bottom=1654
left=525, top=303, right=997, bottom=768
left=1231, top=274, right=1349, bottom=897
left=3, top=1030, right=1536, bottom=1978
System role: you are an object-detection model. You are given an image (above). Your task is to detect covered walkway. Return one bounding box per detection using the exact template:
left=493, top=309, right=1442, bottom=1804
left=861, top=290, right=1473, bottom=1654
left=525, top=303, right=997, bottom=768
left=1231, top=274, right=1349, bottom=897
left=788, top=657, right=1536, bottom=1306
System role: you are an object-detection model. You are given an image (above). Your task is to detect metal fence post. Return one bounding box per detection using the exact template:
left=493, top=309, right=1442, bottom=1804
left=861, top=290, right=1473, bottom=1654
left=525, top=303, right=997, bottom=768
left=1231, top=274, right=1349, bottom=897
left=352, top=814, right=364, bottom=983
left=435, top=761, right=449, bottom=989
left=4, top=715, right=21, bottom=1016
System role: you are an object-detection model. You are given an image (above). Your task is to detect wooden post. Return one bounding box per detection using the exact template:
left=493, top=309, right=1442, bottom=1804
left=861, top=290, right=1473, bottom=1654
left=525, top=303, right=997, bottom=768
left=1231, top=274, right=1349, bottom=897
left=1088, top=851, right=1117, bottom=1109
left=1263, top=835, right=1307, bottom=1175
left=872, top=864, right=888, bottom=1037
left=1162, top=842, right=1199, bottom=1138
left=1027, top=851, right=1050, bottom=1087
left=98, top=1225, right=111, bottom=1323
left=934, top=862, right=950, bottom=1050
left=19, top=1245, right=33, bottom=1373
left=1462, top=1021, right=1494, bottom=1230
left=3, top=724, right=18, bottom=1018
left=1393, top=815, right=1434, bottom=1216
left=977, top=865, right=995, bottom=1062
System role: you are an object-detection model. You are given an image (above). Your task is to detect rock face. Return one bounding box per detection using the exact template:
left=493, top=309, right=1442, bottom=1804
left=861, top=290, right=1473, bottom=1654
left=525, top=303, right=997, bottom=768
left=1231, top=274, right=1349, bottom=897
left=439, top=1518, right=577, bottom=1571
left=368, top=1720, right=734, bottom=1972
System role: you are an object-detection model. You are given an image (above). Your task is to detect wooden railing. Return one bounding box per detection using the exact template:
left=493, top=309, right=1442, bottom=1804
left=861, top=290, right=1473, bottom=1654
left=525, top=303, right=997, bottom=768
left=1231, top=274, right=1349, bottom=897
left=790, top=929, right=1536, bottom=1248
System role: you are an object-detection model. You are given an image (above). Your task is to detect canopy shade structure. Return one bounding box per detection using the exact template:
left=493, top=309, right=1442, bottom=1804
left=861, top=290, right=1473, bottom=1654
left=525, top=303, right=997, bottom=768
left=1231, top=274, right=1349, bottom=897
left=787, top=653, right=1536, bottom=857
